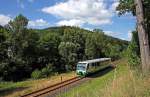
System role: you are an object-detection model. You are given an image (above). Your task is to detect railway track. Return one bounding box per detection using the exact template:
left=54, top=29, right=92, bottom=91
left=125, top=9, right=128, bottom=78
left=21, top=76, right=83, bottom=97
left=21, top=66, right=114, bottom=97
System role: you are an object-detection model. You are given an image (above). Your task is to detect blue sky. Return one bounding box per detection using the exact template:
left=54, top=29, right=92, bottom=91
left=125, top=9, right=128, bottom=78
left=0, top=0, right=136, bottom=40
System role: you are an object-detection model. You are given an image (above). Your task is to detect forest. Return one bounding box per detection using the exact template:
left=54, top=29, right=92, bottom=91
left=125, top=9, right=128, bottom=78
left=0, top=15, right=128, bottom=81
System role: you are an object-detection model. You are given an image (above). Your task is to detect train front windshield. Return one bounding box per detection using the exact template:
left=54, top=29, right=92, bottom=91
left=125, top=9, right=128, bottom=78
left=77, top=63, right=86, bottom=71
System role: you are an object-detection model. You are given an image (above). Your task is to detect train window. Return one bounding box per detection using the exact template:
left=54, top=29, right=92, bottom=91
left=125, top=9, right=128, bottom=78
left=92, top=63, right=95, bottom=66
left=88, top=63, right=92, bottom=69
left=77, top=63, right=86, bottom=70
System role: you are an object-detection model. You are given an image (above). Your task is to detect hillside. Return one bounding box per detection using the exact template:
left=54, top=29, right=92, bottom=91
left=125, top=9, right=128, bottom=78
left=39, top=26, right=128, bottom=45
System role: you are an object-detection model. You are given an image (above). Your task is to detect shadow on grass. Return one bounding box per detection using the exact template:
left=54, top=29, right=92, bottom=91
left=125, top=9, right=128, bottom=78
left=0, top=86, right=29, bottom=97
left=87, top=66, right=115, bottom=78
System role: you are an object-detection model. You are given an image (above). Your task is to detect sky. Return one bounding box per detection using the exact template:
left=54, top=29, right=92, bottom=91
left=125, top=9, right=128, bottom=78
left=0, top=0, right=136, bottom=40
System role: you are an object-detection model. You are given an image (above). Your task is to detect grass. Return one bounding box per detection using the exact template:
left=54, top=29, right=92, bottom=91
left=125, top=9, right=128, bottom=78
left=58, top=59, right=150, bottom=97
left=0, top=71, right=76, bottom=97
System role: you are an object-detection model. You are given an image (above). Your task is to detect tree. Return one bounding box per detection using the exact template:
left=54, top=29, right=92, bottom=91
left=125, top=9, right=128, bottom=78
left=58, top=42, right=78, bottom=71
left=0, top=28, right=9, bottom=61
left=134, top=0, right=150, bottom=73
left=1, top=14, right=33, bottom=81
left=5, top=14, right=29, bottom=62
left=0, top=28, right=10, bottom=80
left=7, top=14, right=28, bottom=31
left=38, top=32, right=61, bottom=71
left=63, top=27, right=86, bottom=60
left=117, top=0, right=150, bottom=73
left=93, top=29, right=103, bottom=33
left=127, top=31, right=141, bottom=69
left=85, top=32, right=105, bottom=59
left=105, top=43, right=122, bottom=60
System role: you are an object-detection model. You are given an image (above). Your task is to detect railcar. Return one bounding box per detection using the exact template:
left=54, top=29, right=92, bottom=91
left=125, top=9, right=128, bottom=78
left=76, top=58, right=111, bottom=76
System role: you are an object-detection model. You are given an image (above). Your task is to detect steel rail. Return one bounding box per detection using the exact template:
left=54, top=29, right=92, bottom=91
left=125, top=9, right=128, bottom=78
left=21, top=76, right=82, bottom=97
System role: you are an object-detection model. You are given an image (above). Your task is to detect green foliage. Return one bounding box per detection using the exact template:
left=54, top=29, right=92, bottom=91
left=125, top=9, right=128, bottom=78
left=41, top=64, right=53, bottom=77
left=127, top=31, right=141, bottom=69
left=38, top=31, right=61, bottom=72
left=117, top=0, right=150, bottom=17
left=116, top=0, right=135, bottom=16
left=0, top=15, right=128, bottom=81
left=105, top=44, right=122, bottom=60
left=0, top=28, right=9, bottom=62
left=31, top=69, right=42, bottom=79
left=6, top=14, right=28, bottom=33
left=59, top=42, right=78, bottom=70
left=0, top=14, right=42, bottom=81
left=85, top=32, right=105, bottom=59
left=31, top=64, right=53, bottom=79
left=62, top=27, right=86, bottom=60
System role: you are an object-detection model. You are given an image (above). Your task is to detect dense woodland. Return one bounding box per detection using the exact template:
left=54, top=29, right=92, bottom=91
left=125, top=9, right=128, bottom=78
left=0, top=15, right=128, bottom=81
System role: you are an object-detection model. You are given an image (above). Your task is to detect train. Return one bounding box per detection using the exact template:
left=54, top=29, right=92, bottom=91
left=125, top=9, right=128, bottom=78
left=76, top=58, right=111, bottom=76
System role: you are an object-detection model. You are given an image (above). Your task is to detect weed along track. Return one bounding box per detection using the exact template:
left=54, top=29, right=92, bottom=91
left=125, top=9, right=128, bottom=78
left=21, top=76, right=85, bottom=97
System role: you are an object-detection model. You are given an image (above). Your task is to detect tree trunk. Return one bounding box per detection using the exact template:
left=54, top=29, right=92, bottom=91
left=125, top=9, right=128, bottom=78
left=134, top=0, right=150, bottom=73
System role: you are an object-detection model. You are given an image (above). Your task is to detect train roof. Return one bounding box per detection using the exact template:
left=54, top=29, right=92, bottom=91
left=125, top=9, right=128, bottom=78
left=78, top=58, right=111, bottom=64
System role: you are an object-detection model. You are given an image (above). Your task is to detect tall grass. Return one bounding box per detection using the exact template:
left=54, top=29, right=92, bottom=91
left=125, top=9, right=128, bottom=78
left=103, top=63, right=150, bottom=97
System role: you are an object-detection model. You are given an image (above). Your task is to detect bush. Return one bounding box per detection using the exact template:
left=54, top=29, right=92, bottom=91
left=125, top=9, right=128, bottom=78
left=31, top=69, right=42, bottom=79
left=41, top=65, right=52, bottom=77
left=127, top=49, right=141, bottom=68
left=127, top=31, right=141, bottom=69
left=31, top=64, right=53, bottom=79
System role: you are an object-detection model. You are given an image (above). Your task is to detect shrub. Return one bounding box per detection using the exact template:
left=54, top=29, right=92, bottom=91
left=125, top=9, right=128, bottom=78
left=127, top=31, right=141, bottom=70
left=31, top=69, right=42, bottom=79
left=31, top=64, right=53, bottom=79
left=41, top=65, right=52, bottom=77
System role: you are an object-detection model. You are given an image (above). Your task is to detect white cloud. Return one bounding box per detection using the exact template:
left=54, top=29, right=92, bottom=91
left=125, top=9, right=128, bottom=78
left=0, top=14, right=12, bottom=26
left=28, top=19, right=49, bottom=28
left=84, top=27, right=93, bottom=31
left=104, top=30, right=122, bottom=36
left=57, top=19, right=85, bottom=26
left=42, top=0, right=118, bottom=26
left=111, top=1, right=119, bottom=11
left=104, top=30, right=127, bottom=40
left=128, top=30, right=132, bottom=41
left=104, top=30, right=130, bottom=40
left=0, top=14, right=49, bottom=29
